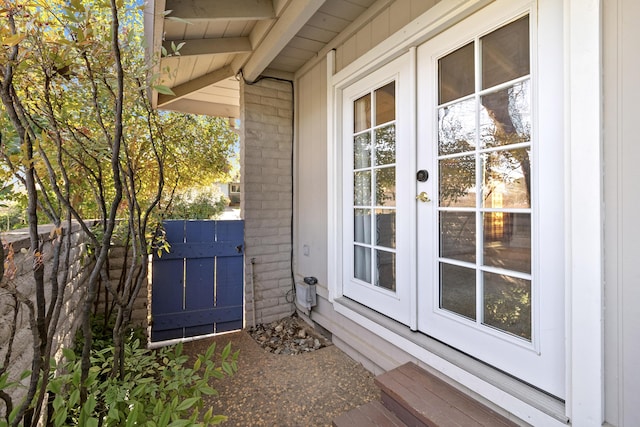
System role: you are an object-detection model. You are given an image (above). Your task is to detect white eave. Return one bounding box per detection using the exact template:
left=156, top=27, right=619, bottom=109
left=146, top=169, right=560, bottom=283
left=145, top=0, right=380, bottom=118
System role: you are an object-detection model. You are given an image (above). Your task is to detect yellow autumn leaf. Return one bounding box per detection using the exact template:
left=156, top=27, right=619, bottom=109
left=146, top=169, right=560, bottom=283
left=2, top=34, right=26, bottom=47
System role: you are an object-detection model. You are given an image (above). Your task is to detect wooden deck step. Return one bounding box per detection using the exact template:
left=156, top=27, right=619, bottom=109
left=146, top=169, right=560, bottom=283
left=333, top=400, right=406, bottom=427
left=375, top=362, right=519, bottom=427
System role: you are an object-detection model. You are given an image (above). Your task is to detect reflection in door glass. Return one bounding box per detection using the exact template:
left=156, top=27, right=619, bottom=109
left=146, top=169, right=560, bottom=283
left=435, top=15, right=532, bottom=341
left=439, top=42, right=474, bottom=104
left=376, top=209, right=396, bottom=248
left=375, top=167, right=396, bottom=206
left=481, top=15, right=530, bottom=90
left=376, top=250, right=396, bottom=291
left=483, top=272, right=531, bottom=340
left=440, top=263, right=476, bottom=320
left=480, top=81, right=531, bottom=148
left=354, top=209, right=371, bottom=244
left=483, top=213, right=531, bottom=274
left=354, top=132, right=371, bottom=169
left=482, top=147, right=531, bottom=209
left=375, top=124, right=396, bottom=165
left=354, top=246, right=371, bottom=283
left=439, top=155, right=476, bottom=207
left=354, top=94, right=371, bottom=132
left=376, top=82, right=396, bottom=125
left=440, top=212, right=476, bottom=263
left=438, top=99, right=477, bottom=155
left=354, top=171, right=371, bottom=206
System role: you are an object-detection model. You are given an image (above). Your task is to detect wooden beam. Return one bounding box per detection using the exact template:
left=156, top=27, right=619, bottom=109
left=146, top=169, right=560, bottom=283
left=163, top=37, right=252, bottom=57
left=157, top=65, right=235, bottom=106
left=165, top=0, right=274, bottom=21
left=242, top=0, right=326, bottom=82
left=144, top=0, right=167, bottom=108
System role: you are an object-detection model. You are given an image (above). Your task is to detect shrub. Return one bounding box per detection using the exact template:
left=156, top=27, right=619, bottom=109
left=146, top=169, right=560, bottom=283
left=167, top=188, right=230, bottom=220
left=46, top=337, right=238, bottom=427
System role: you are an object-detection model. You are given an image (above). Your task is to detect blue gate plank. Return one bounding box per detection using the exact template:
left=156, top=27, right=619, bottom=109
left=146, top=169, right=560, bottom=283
left=215, top=256, right=244, bottom=332
left=151, top=220, right=186, bottom=341
left=215, top=220, right=244, bottom=332
left=184, top=221, right=216, bottom=337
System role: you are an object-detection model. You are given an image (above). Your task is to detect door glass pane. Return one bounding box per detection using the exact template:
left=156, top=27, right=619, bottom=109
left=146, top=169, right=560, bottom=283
left=354, top=209, right=371, bottom=244
left=376, top=209, right=396, bottom=248
left=375, top=124, right=396, bottom=165
left=351, top=81, right=397, bottom=293
left=435, top=15, right=533, bottom=341
left=375, top=167, right=396, bottom=206
left=438, top=99, right=476, bottom=155
left=354, top=246, right=371, bottom=283
left=440, top=212, right=476, bottom=263
left=376, top=250, right=395, bottom=291
left=440, top=263, right=476, bottom=320
left=481, top=15, right=530, bottom=89
left=483, top=272, right=531, bottom=340
left=375, top=82, right=395, bottom=125
left=354, top=132, right=371, bottom=169
left=439, top=155, right=476, bottom=207
left=480, top=80, right=531, bottom=148
left=482, top=147, right=531, bottom=209
left=483, top=213, right=531, bottom=273
left=354, top=93, right=371, bottom=132
left=354, top=171, right=371, bottom=205
left=439, top=42, right=474, bottom=104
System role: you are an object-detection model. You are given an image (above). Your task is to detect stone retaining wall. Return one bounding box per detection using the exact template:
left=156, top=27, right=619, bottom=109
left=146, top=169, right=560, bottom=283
left=0, top=224, right=90, bottom=412
left=0, top=225, right=148, bottom=415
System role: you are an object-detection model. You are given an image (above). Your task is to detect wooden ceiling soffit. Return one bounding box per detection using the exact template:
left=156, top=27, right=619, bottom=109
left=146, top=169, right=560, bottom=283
left=160, top=99, right=240, bottom=118
left=158, top=65, right=236, bottom=107
left=165, top=0, right=275, bottom=21
left=163, top=37, right=252, bottom=57
left=240, top=0, right=326, bottom=82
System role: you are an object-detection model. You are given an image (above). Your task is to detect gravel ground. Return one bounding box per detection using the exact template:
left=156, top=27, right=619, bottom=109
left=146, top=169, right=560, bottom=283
left=182, top=316, right=379, bottom=427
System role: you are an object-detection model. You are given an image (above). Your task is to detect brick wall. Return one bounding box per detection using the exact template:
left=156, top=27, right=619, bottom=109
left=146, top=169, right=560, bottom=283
left=240, top=78, right=295, bottom=325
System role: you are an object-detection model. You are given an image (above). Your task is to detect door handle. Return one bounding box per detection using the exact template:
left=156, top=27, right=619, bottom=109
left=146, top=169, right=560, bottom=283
left=416, top=192, right=431, bottom=203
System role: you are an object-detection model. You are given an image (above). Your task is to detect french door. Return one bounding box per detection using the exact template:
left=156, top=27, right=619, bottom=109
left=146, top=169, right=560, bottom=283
left=416, top=4, right=564, bottom=398
left=342, top=53, right=413, bottom=326
left=341, top=0, right=564, bottom=398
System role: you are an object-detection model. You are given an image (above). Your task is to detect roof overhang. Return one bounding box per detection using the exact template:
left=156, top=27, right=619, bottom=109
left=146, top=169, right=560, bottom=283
left=144, top=0, right=380, bottom=118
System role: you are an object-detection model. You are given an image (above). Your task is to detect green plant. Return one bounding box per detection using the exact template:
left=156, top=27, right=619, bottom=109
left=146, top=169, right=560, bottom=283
left=46, top=338, right=238, bottom=427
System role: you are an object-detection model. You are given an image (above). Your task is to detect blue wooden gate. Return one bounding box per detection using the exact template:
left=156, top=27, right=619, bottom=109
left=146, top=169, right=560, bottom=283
left=151, top=220, right=244, bottom=342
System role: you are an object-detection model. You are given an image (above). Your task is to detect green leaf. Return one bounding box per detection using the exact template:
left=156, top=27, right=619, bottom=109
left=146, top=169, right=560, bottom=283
left=204, top=342, right=217, bottom=360
left=153, top=85, right=175, bottom=96
left=221, top=342, right=231, bottom=360
left=210, top=415, right=228, bottom=425
left=175, top=396, right=199, bottom=411
left=159, top=406, right=172, bottom=427
left=62, top=347, right=76, bottom=362
left=167, top=420, right=191, bottom=427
